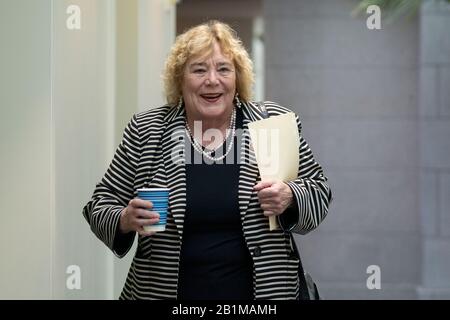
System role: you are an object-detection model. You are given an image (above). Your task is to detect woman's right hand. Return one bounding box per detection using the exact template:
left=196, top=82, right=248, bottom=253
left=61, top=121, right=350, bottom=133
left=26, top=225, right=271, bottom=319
left=119, top=198, right=160, bottom=236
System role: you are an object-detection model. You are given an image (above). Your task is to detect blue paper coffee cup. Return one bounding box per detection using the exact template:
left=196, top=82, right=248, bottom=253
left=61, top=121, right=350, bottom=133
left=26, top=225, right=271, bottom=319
left=137, top=188, right=170, bottom=232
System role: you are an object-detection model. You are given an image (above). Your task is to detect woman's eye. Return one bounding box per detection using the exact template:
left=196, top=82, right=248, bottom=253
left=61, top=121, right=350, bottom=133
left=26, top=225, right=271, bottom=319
left=194, top=69, right=206, bottom=74
left=218, top=68, right=232, bottom=75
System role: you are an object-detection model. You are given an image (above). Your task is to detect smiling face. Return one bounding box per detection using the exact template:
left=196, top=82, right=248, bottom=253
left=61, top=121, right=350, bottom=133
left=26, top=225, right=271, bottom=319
left=182, top=41, right=236, bottom=124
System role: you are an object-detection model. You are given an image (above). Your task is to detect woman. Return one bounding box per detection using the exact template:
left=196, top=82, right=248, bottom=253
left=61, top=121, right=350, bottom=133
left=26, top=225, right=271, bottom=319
left=82, top=20, right=332, bottom=300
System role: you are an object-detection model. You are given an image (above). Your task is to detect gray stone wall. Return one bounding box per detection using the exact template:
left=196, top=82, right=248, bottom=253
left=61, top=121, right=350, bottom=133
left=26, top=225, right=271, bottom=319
left=177, top=0, right=450, bottom=300
left=263, top=0, right=422, bottom=299
left=417, top=0, right=450, bottom=299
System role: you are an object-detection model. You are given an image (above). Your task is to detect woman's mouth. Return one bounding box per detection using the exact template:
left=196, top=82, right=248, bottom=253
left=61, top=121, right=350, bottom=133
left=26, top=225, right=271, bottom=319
left=200, top=93, right=222, bottom=103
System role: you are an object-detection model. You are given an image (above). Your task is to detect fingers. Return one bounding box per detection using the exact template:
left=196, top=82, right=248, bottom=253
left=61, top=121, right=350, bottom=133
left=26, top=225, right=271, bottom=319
left=136, top=217, right=160, bottom=227
left=125, top=198, right=161, bottom=237
left=254, top=180, right=276, bottom=191
left=255, top=182, right=292, bottom=217
left=129, top=198, right=153, bottom=210
left=254, top=181, right=285, bottom=199
left=134, top=208, right=160, bottom=219
left=253, top=180, right=276, bottom=191
left=137, top=216, right=160, bottom=237
left=257, top=188, right=277, bottom=200
left=257, top=186, right=282, bottom=205
left=256, top=184, right=279, bottom=211
left=127, top=198, right=158, bottom=219
left=135, top=217, right=160, bottom=237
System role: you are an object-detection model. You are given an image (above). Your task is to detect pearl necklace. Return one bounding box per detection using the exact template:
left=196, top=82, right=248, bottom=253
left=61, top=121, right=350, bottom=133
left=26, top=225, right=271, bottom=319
left=185, top=108, right=236, bottom=162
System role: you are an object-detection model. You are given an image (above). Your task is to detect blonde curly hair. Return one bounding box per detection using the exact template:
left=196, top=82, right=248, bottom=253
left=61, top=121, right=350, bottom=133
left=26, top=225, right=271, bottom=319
left=163, top=20, right=254, bottom=105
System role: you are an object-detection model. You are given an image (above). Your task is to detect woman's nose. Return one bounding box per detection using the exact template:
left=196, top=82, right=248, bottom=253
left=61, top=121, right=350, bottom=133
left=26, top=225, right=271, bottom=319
left=206, top=70, right=219, bottom=85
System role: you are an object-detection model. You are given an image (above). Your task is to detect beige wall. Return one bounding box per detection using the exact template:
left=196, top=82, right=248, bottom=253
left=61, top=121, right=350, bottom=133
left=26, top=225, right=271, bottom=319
left=115, top=0, right=138, bottom=146
left=0, top=0, right=52, bottom=299
left=0, top=0, right=175, bottom=299
left=52, top=0, right=117, bottom=299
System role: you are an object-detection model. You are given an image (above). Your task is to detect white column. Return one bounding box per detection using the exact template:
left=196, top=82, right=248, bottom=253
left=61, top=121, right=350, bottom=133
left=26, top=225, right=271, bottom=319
left=252, top=16, right=265, bottom=101
left=138, top=0, right=177, bottom=111
left=51, top=0, right=117, bottom=299
left=0, top=0, right=53, bottom=299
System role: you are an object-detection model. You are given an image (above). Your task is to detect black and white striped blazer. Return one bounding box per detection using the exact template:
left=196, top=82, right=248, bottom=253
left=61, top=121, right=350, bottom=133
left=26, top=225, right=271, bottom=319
left=82, top=101, right=332, bottom=300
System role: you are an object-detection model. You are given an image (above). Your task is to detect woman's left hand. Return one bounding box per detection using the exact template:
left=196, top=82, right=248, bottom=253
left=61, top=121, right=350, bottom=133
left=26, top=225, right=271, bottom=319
left=254, top=181, right=294, bottom=217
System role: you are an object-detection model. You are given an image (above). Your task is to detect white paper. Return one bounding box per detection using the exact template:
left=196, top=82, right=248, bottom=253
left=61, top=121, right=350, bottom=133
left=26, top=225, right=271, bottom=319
left=248, top=112, right=300, bottom=230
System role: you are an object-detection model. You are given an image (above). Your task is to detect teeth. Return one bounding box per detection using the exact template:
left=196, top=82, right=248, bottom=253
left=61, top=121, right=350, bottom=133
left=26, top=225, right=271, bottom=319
left=202, top=94, right=221, bottom=98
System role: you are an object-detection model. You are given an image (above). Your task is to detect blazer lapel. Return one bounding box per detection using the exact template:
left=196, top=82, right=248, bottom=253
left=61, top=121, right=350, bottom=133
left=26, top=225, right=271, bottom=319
left=161, top=105, right=187, bottom=237
left=238, top=101, right=265, bottom=222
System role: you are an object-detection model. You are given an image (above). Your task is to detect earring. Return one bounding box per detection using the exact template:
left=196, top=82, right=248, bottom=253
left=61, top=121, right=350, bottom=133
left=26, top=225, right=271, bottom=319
left=235, top=93, right=242, bottom=109
left=178, top=96, right=183, bottom=108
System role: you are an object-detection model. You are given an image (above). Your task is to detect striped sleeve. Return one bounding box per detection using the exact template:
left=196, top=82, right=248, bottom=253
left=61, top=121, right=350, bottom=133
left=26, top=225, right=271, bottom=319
left=260, top=102, right=332, bottom=234
left=282, top=113, right=333, bottom=234
left=82, top=114, right=140, bottom=257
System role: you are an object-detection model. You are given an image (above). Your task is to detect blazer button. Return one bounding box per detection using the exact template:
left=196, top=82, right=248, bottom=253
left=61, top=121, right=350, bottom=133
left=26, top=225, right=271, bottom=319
left=253, top=246, right=262, bottom=257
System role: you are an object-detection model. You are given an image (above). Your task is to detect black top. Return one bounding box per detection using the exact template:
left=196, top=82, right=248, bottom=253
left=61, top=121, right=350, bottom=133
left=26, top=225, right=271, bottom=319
left=177, top=107, right=254, bottom=300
